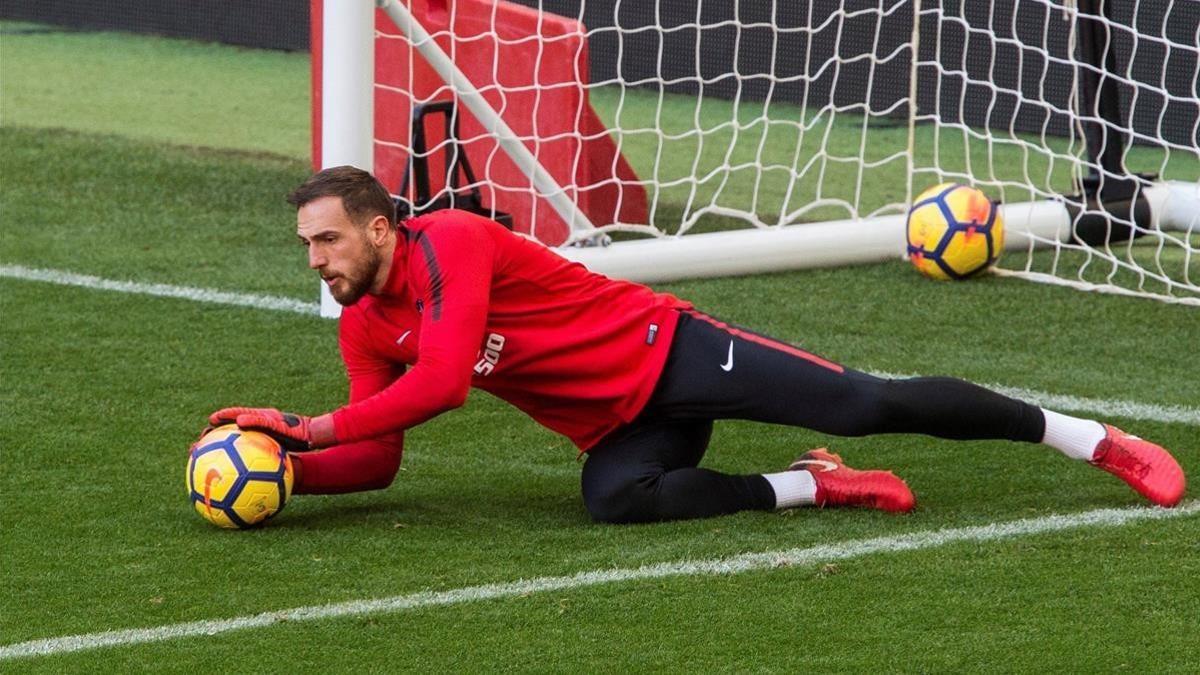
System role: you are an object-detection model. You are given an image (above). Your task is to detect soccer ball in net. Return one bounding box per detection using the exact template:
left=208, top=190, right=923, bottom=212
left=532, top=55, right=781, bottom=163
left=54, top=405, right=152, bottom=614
left=186, top=424, right=293, bottom=529
left=906, top=183, right=1005, bottom=280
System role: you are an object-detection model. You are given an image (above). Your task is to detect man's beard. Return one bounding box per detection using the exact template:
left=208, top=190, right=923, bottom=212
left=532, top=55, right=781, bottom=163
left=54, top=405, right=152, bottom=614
left=329, top=244, right=381, bottom=306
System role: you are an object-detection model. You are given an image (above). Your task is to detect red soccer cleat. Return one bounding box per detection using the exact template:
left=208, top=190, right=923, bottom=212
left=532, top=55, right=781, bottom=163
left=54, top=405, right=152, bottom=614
left=788, top=448, right=915, bottom=513
left=1090, top=425, right=1186, bottom=507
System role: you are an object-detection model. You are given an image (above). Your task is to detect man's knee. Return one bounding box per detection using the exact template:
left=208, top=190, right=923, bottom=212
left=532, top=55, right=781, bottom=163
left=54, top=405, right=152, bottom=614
left=822, top=374, right=900, bottom=436
left=582, top=475, right=659, bottom=524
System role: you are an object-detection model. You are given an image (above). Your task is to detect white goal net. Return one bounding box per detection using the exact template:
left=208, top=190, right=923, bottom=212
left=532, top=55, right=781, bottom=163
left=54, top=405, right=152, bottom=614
left=313, top=0, right=1200, bottom=311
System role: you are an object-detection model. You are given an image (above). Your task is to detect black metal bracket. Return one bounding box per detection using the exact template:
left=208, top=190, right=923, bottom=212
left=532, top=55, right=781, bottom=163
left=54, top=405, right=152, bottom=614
left=1063, top=189, right=1152, bottom=247
left=1068, top=0, right=1156, bottom=245
left=395, top=100, right=513, bottom=229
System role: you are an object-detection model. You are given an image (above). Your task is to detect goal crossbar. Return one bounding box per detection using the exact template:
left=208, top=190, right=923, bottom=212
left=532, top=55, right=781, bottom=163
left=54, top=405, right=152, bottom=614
left=561, top=181, right=1199, bottom=287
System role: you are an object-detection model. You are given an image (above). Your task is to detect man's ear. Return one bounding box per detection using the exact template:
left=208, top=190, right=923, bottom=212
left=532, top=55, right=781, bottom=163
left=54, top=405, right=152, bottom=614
left=366, top=214, right=391, bottom=245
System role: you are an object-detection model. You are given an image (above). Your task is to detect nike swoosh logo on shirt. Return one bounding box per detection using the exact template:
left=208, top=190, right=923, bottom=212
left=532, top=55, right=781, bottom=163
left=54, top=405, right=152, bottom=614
left=396, top=330, right=412, bottom=346
left=720, top=340, right=734, bottom=372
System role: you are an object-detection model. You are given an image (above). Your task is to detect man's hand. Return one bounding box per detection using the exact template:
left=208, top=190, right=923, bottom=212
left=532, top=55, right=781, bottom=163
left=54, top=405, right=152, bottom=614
left=208, top=407, right=336, bottom=451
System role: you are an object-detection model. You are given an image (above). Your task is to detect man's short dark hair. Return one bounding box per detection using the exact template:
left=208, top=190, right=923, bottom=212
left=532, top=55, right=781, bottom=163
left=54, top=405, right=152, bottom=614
left=287, top=165, right=396, bottom=228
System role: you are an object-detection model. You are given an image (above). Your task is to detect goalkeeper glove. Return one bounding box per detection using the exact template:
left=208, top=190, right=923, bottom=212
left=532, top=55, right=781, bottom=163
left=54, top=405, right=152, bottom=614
left=207, top=407, right=335, bottom=451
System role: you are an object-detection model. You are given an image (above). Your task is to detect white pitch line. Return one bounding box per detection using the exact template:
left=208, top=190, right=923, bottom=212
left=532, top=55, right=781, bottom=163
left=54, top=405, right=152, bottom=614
left=0, top=264, right=319, bottom=316
left=987, top=384, right=1200, bottom=427
left=5, top=263, right=1199, bottom=428
left=2, top=501, right=1197, bottom=661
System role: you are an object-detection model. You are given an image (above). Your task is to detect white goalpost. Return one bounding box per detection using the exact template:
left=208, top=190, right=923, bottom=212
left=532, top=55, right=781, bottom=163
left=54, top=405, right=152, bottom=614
left=315, top=0, right=1200, bottom=317
left=317, top=0, right=375, bottom=317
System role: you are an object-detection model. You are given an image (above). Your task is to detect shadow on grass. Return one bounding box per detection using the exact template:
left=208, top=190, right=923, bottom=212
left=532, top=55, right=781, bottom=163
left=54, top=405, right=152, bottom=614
left=270, top=486, right=593, bottom=532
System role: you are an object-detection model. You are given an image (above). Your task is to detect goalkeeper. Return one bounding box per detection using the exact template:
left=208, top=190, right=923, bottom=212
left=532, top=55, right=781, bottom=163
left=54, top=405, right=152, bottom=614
left=208, top=166, right=1185, bottom=523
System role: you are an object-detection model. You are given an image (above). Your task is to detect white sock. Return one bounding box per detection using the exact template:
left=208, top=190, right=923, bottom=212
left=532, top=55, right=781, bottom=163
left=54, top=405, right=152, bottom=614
left=1041, top=409, right=1106, bottom=461
left=763, top=470, right=817, bottom=508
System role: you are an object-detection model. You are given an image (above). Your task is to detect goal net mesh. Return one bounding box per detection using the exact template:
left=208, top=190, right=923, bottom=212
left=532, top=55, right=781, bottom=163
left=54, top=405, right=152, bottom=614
left=359, top=0, right=1199, bottom=302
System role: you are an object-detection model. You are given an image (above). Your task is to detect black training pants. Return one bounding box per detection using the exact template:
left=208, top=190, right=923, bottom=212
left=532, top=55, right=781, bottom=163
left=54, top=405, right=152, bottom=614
left=581, top=311, right=1045, bottom=523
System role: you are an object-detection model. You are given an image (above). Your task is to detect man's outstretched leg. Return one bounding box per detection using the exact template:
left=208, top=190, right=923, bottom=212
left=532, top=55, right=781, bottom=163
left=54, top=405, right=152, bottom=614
left=650, top=311, right=1186, bottom=508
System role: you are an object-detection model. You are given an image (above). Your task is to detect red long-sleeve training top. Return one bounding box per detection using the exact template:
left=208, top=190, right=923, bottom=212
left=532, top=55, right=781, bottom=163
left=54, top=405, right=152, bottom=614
left=331, top=209, right=691, bottom=452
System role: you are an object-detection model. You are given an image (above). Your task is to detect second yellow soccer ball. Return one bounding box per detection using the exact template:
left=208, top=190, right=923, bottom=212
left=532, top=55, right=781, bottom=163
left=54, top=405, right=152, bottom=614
left=906, top=183, right=1004, bottom=280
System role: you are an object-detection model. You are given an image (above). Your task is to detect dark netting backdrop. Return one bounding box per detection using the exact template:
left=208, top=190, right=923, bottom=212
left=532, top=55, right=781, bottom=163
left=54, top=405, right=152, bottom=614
left=4, top=0, right=1195, bottom=144
left=1, top=0, right=309, bottom=51
left=518, top=0, right=1198, bottom=147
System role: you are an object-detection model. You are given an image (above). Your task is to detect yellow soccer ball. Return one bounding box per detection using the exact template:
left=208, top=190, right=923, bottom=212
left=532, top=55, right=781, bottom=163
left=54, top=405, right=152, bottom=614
left=186, top=424, right=293, bottom=529
left=906, top=183, right=1004, bottom=280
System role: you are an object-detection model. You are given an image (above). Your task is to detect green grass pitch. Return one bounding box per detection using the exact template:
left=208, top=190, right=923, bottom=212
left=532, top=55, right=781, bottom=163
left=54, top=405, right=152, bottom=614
left=2, top=22, right=1198, bottom=671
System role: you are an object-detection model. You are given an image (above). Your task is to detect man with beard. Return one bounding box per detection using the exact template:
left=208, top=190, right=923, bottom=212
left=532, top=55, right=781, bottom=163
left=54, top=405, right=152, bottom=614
left=207, top=166, right=1185, bottom=522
